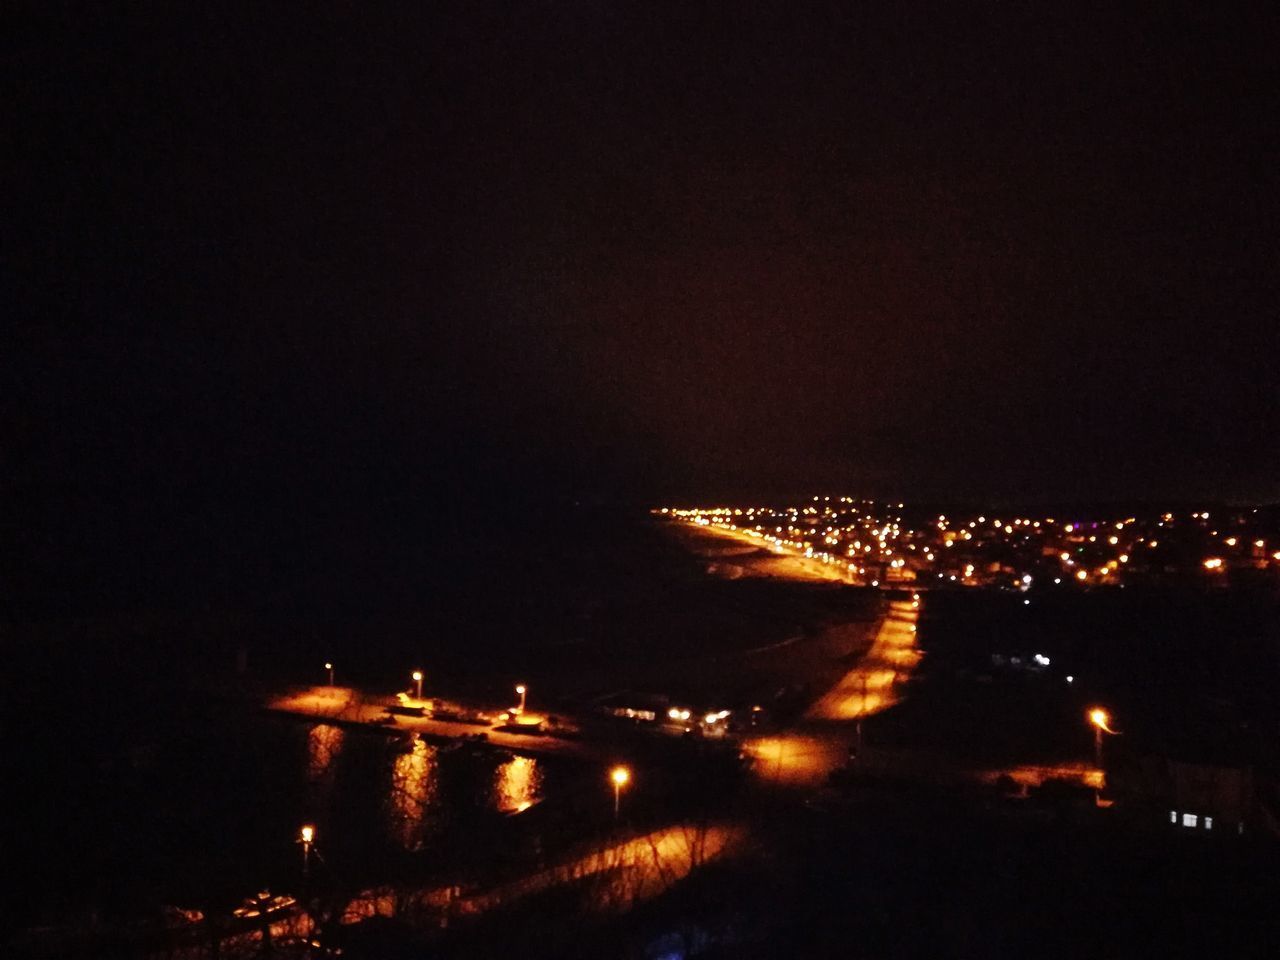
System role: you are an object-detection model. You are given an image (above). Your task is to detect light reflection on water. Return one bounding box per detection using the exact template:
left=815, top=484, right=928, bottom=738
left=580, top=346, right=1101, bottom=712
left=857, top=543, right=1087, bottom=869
left=300, top=725, right=553, bottom=853
left=493, top=754, right=542, bottom=813
left=388, top=738, right=439, bottom=851
left=307, top=723, right=345, bottom=783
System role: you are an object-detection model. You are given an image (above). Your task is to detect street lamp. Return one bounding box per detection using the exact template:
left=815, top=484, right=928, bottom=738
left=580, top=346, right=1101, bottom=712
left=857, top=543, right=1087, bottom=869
left=412, top=670, right=423, bottom=701
left=324, top=662, right=334, bottom=687
left=515, top=684, right=527, bottom=714
left=1088, top=707, right=1117, bottom=767
left=610, top=765, right=630, bottom=820
left=299, top=824, right=315, bottom=878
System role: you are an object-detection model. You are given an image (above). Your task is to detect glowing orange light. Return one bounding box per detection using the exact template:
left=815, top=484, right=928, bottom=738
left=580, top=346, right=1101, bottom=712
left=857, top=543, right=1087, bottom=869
left=1088, top=708, right=1117, bottom=734
left=300, top=824, right=315, bottom=844
left=611, top=765, right=630, bottom=787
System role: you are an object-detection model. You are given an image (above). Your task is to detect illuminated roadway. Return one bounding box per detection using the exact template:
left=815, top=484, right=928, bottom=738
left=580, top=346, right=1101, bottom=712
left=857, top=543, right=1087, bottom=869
left=804, top=597, right=921, bottom=720
left=339, top=821, right=745, bottom=924
left=679, top=518, right=862, bottom=582
left=741, top=595, right=922, bottom=787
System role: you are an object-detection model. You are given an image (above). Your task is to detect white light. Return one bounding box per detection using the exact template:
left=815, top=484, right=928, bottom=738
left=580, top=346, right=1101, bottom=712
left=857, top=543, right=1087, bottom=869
left=1182, top=813, right=1198, bottom=828
left=1033, top=653, right=1050, bottom=666
left=1066, top=675, right=1074, bottom=683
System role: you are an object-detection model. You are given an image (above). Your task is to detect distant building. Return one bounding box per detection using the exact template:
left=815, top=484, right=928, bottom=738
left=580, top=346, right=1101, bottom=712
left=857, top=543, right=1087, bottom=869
left=595, top=692, right=668, bottom=723
left=1111, top=751, right=1259, bottom=837
left=1164, top=759, right=1253, bottom=835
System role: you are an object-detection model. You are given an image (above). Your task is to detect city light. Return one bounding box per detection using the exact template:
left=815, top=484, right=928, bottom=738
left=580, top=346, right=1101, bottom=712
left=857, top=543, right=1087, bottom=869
left=299, top=824, right=315, bottom=878
left=610, top=765, right=631, bottom=818
left=1088, top=708, right=1115, bottom=733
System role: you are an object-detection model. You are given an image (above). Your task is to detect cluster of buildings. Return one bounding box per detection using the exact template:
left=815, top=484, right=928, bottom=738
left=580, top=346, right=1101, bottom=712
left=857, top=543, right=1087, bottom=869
left=594, top=690, right=757, bottom=739
left=658, top=498, right=1280, bottom=590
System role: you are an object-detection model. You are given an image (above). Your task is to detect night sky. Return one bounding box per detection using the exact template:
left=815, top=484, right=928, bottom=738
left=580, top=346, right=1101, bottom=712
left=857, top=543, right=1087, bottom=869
left=7, top=3, right=1279, bottom=608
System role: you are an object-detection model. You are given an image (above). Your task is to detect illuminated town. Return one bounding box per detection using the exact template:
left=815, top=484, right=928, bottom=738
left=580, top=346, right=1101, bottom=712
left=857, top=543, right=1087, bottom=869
left=661, top=499, right=1280, bottom=589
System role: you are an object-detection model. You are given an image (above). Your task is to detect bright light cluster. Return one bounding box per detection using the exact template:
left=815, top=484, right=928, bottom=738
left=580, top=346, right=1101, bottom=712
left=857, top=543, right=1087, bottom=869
left=655, top=500, right=1278, bottom=589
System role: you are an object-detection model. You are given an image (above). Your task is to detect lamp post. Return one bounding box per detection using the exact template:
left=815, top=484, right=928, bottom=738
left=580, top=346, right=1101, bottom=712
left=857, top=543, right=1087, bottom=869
left=299, top=824, right=315, bottom=878
left=610, top=765, right=630, bottom=820
left=412, top=670, right=423, bottom=701
left=1088, top=707, right=1116, bottom=767
left=1087, top=707, right=1119, bottom=803
left=324, top=662, right=334, bottom=687
left=515, top=684, right=527, bottom=714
